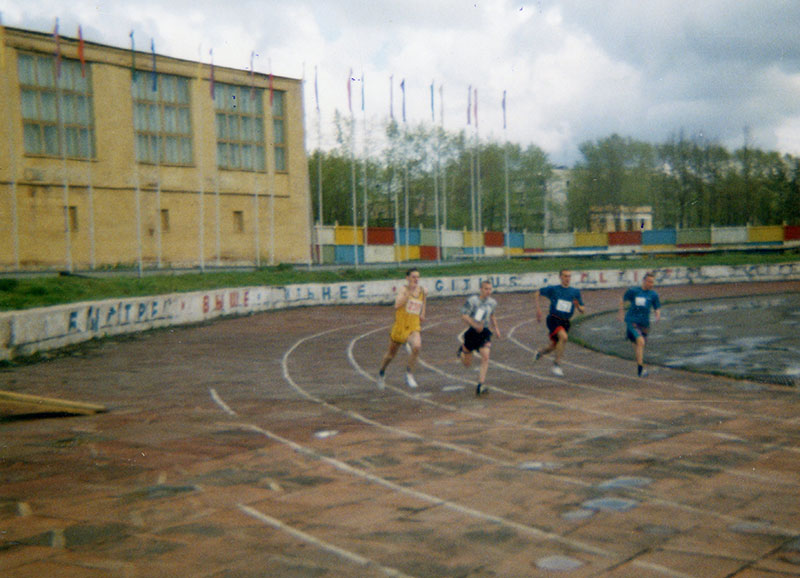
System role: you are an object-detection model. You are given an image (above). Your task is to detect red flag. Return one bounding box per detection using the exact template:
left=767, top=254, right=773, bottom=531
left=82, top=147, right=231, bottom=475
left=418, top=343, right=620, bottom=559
left=78, top=26, right=86, bottom=77
left=53, top=18, right=61, bottom=78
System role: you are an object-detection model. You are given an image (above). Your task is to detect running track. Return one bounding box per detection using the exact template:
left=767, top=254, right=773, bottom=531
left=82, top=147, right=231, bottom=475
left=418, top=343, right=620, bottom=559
left=1, top=281, right=799, bottom=577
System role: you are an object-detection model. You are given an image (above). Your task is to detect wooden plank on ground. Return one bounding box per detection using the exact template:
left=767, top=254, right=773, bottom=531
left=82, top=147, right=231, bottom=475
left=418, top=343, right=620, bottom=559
left=0, top=390, right=107, bottom=416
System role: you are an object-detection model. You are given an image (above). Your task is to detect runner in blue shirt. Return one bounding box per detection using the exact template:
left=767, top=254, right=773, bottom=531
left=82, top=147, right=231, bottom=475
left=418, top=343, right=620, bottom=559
left=533, top=270, right=585, bottom=376
left=619, top=272, right=661, bottom=377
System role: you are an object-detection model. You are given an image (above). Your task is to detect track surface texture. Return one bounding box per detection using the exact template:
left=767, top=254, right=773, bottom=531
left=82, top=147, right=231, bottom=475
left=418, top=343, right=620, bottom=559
left=2, top=280, right=800, bottom=578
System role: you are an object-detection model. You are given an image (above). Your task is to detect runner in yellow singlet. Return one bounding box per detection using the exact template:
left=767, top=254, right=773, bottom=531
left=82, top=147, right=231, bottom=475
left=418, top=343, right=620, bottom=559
left=377, top=268, right=427, bottom=389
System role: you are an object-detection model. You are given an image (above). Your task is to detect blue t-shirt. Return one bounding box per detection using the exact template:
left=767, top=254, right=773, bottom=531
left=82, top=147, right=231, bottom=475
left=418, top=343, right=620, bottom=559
left=540, top=284, right=583, bottom=320
left=623, top=286, right=661, bottom=327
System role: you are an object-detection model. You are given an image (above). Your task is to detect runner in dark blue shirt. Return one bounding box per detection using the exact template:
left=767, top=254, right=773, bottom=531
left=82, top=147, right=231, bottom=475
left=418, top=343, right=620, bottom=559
left=619, top=272, right=661, bottom=377
left=533, top=270, right=585, bottom=376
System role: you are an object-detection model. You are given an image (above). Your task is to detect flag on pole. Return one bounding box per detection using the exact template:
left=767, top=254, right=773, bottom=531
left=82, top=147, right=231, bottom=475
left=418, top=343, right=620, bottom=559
left=467, top=85, right=471, bottom=125
left=439, top=84, right=444, bottom=126
left=150, top=38, right=157, bottom=91
left=389, top=74, right=394, bottom=120
left=53, top=18, right=61, bottom=78
left=400, top=78, right=406, bottom=122
left=502, top=89, right=507, bottom=130
left=430, top=81, right=435, bottom=122
left=347, top=68, right=352, bottom=113
left=78, top=26, right=86, bottom=77
left=130, top=30, right=137, bottom=82
left=209, top=49, right=215, bottom=99
left=314, top=65, right=320, bottom=112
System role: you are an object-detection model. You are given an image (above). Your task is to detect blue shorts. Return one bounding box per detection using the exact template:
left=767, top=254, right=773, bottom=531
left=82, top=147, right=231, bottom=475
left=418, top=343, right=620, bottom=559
left=626, top=323, right=649, bottom=343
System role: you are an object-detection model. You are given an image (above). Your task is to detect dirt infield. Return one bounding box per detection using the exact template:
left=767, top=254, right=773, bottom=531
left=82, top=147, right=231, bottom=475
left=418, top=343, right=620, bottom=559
left=1, top=280, right=799, bottom=577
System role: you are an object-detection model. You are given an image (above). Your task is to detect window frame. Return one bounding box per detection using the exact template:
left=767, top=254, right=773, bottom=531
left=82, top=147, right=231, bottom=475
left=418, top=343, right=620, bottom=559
left=214, top=82, right=266, bottom=172
left=132, top=72, right=193, bottom=166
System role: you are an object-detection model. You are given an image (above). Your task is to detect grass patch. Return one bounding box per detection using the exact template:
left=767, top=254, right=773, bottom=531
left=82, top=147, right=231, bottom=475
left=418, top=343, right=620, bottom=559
left=1, top=251, right=797, bottom=311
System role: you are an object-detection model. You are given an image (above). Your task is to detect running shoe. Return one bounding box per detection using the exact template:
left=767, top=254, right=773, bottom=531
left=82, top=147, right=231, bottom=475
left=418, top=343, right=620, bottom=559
left=551, top=364, right=564, bottom=377
left=405, top=372, right=418, bottom=388
left=475, top=382, right=487, bottom=396
left=456, top=345, right=463, bottom=360
left=377, top=370, right=386, bottom=389
left=533, top=351, right=541, bottom=362
left=639, top=369, right=649, bottom=378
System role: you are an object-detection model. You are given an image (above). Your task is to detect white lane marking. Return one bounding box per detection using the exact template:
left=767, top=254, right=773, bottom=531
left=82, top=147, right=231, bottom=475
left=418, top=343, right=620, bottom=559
left=238, top=504, right=417, bottom=578
left=209, top=388, right=237, bottom=416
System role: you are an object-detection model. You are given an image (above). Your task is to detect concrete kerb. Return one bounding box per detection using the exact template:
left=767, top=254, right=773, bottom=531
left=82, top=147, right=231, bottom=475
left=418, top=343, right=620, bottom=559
left=1, top=262, right=798, bottom=361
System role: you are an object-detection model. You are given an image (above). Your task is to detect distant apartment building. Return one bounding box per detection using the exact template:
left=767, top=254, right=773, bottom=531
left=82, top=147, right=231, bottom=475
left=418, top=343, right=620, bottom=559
left=589, top=205, right=653, bottom=233
left=0, top=25, right=311, bottom=271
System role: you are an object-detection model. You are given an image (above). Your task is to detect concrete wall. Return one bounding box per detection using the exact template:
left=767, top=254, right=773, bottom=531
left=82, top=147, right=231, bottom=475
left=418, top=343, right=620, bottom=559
left=2, top=261, right=799, bottom=361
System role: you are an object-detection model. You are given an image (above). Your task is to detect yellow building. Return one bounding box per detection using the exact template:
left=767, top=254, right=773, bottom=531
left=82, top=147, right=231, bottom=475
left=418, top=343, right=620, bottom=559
left=0, top=25, right=311, bottom=271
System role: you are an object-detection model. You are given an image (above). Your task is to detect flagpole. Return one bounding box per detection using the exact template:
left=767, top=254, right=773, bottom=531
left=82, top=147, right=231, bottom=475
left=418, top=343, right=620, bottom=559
left=1, top=19, right=20, bottom=270
left=440, top=84, right=446, bottom=232
left=195, top=45, right=205, bottom=271
left=54, top=20, right=73, bottom=273
left=130, top=31, right=143, bottom=276
left=347, top=68, right=358, bottom=268
left=210, top=49, right=221, bottom=267
left=268, top=58, right=275, bottom=266
left=361, top=68, right=368, bottom=262
left=401, top=78, right=408, bottom=263
left=315, top=66, right=323, bottom=262
left=149, top=39, right=163, bottom=269
left=474, top=87, right=482, bottom=237
left=503, top=90, right=510, bottom=258
left=467, top=85, right=476, bottom=260
left=431, top=81, right=441, bottom=264
left=251, top=53, right=260, bottom=268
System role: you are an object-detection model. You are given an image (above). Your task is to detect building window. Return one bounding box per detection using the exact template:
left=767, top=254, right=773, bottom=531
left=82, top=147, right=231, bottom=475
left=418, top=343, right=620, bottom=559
left=214, top=83, right=266, bottom=172
left=66, top=205, right=79, bottom=231
left=132, top=73, right=192, bottom=165
left=272, top=90, right=286, bottom=172
left=161, top=209, right=170, bottom=233
left=233, top=210, right=244, bottom=233
left=18, top=53, right=95, bottom=159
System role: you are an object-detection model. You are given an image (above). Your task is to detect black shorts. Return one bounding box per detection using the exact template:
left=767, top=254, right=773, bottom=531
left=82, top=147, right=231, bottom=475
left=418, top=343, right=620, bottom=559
left=546, top=315, right=570, bottom=340
left=463, top=327, right=492, bottom=352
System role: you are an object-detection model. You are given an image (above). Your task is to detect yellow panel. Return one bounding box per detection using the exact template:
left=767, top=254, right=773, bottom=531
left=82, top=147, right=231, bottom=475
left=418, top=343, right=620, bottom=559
left=748, top=225, right=783, bottom=242
left=334, top=225, right=364, bottom=245
left=394, top=245, right=420, bottom=261
left=574, top=232, right=608, bottom=247
left=463, top=231, right=483, bottom=247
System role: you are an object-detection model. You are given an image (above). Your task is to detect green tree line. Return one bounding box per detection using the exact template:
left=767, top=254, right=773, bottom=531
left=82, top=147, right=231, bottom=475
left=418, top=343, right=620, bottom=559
left=309, top=119, right=800, bottom=233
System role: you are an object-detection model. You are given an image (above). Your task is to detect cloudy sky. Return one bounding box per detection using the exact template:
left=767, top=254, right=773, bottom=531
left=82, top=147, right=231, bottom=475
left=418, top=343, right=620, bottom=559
left=2, top=0, right=799, bottom=165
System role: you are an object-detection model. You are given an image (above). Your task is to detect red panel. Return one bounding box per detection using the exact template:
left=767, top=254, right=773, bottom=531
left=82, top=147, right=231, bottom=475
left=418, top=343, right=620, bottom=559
left=484, top=231, right=504, bottom=247
left=419, top=245, right=439, bottom=260
left=366, top=227, right=395, bottom=245
left=608, top=231, right=642, bottom=246
left=784, top=225, right=800, bottom=241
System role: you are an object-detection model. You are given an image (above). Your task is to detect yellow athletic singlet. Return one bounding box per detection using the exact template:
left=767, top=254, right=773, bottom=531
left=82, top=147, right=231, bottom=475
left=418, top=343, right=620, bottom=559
left=390, top=289, right=424, bottom=344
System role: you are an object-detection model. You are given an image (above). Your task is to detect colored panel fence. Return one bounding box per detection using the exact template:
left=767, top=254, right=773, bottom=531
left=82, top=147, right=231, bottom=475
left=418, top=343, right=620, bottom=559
left=335, top=244, right=364, bottom=264
left=712, top=226, right=748, bottom=245
left=335, top=226, right=363, bottom=245
left=642, top=229, right=677, bottom=245
left=544, top=232, right=573, bottom=249
left=365, top=245, right=395, bottom=263
left=524, top=232, right=545, bottom=249
left=608, top=231, right=642, bottom=245
left=574, top=232, right=608, bottom=248
left=419, top=245, right=439, bottom=261
left=785, top=225, right=800, bottom=241
left=420, top=229, right=438, bottom=246
left=366, top=227, right=395, bottom=245
left=507, top=232, right=524, bottom=248
left=315, top=226, right=335, bottom=245
left=484, top=231, right=504, bottom=247
left=395, top=245, right=420, bottom=261
left=748, top=225, right=783, bottom=243
left=441, top=229, right=463, bottom=248
left=396, top=228, right=421, bottom=245
left=676, top=228, right=711, bottom=245
left=463, top=231, right=483, bottom=247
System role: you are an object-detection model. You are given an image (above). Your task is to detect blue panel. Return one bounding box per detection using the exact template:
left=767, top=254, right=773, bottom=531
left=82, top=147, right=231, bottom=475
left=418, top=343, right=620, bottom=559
left=335, top=245, right=365, bottom=264
left=396, top=228, right=421, bottom=245
left=508, top=232, right=524, bottom=248
left=642, top=229, right=677, bottom=245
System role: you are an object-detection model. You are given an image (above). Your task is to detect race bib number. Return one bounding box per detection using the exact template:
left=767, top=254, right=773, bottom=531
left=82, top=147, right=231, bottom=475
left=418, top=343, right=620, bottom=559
left=555, top=299, right=573, bottom=314
left=635, top=296, right=647, bottom=307
left=406, top=299, right=422, bottom=314
left=474, top=308, right=486, bottom=322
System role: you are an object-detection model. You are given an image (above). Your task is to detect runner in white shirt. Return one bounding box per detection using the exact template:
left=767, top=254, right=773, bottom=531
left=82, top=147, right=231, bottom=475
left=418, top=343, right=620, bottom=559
left=457, top=280, right=502, bottom=396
